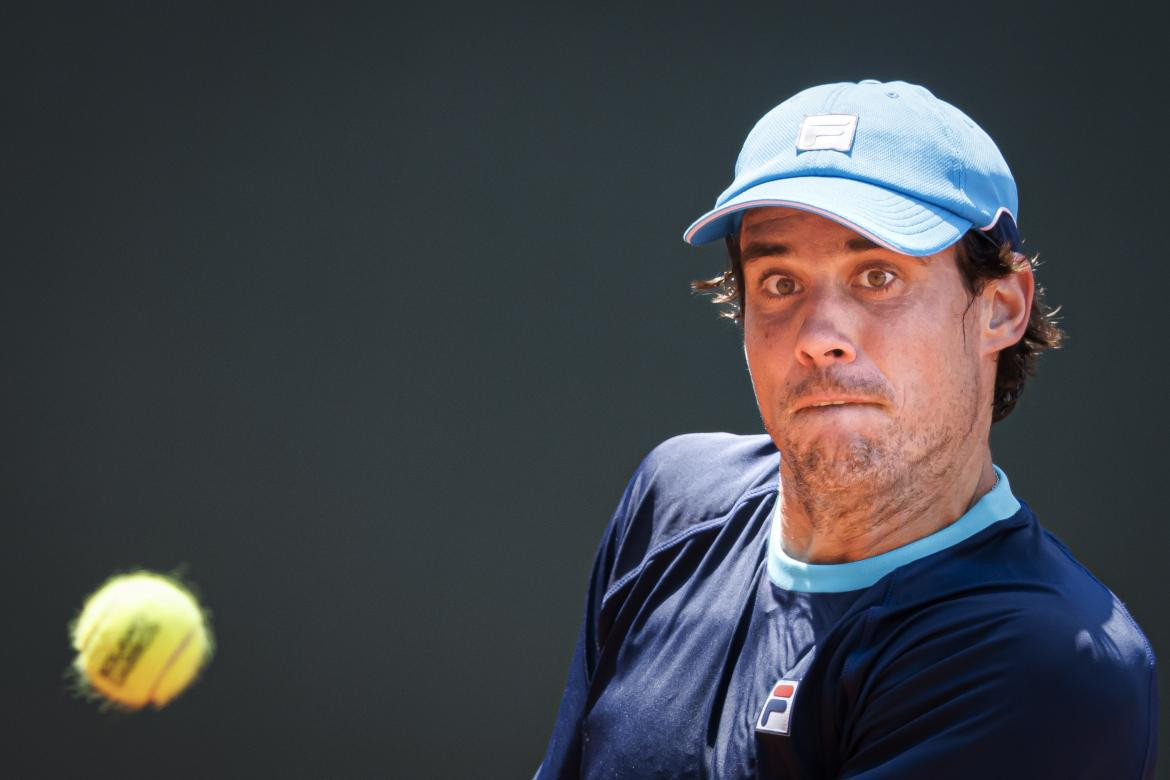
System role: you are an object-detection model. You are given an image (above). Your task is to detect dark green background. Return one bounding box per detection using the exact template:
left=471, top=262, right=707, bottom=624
left=4, top=2, right=1166, bottom=777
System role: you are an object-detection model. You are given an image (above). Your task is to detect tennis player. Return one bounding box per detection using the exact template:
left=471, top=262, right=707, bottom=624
left=537, top=80, right=1157, bottom=778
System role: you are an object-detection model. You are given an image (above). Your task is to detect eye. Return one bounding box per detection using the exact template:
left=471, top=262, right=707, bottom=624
left=761, top=274, right=800, bottom=296
left=856, top=268, right=897, bottom=290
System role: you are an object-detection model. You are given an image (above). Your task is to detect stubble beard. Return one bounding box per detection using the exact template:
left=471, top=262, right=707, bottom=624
left=768, top=390, right=981, bottom=534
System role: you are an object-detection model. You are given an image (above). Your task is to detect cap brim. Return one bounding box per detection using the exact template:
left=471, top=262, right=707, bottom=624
left=683, top=176, right=973, bottom=256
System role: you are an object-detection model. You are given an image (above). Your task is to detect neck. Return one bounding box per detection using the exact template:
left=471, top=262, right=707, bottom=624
left=778, top=446, right=997, bottom=564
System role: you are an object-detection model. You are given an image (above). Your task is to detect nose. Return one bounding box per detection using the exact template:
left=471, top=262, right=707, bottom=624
left=794, top=292, right=857, bottom=368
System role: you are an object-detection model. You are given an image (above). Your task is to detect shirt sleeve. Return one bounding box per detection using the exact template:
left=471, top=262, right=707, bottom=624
left=535, top=464, right=648, bottom=779
left=837, top=599, right=1158, bottom=779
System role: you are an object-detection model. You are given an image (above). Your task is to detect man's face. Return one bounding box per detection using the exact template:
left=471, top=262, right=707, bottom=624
left=739, top=207, right=990, bottom=503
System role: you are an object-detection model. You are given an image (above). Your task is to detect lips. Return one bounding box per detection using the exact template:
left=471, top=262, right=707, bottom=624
left=786, top=373, right=893, bottom=416
left=791, top=397, right=885, bottom=414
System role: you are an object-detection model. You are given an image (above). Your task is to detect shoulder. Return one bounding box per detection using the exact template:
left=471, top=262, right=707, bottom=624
left=872, top=511, right=1155, bottom=700
left=598, top=432, right=777, bottom=589
left=636, top=431, right=777, bottom=513
left=881, top=508, right=1155, bottom=677
left=993, top=546, right=1157, bottom=748
left=948, top=580, right=1154, bottom=699
left=844, top=517, right=1157, bottom=777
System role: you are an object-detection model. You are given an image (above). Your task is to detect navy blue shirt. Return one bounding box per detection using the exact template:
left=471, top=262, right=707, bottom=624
left=539, top=433, right=1157, bottom=778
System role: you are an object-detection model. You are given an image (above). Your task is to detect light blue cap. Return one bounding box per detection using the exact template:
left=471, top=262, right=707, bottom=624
left=683, top=80, right=1019, bottom=255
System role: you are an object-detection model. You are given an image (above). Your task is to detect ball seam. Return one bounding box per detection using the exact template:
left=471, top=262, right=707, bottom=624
left=146, top=624, right=198, bottom=706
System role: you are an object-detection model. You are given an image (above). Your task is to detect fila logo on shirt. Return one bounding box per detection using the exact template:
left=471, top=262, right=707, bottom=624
left=756, top=679, right=800, bottom=736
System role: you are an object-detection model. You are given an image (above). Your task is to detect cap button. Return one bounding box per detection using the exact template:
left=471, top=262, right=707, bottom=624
left=859, top=79, right=881, bottom=85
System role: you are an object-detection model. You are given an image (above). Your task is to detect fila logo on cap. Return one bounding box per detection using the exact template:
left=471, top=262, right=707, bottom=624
left=756, top=679, right=800, bottom=736
left=796, top=114, right=858, bottom=152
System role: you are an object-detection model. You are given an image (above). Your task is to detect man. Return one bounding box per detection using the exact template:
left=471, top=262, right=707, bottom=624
left=537, top=81, right=1157, bottom=778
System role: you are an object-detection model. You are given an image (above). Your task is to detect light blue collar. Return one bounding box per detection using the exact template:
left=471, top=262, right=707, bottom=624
left=767, top=465, right=1021, bottom=593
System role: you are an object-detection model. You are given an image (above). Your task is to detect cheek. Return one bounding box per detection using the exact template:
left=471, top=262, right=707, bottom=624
left=873, top=308, right=976, bottom=411
left=743, top=300, right=798, bottom=352
left=743, top=318, right=793, bottom=403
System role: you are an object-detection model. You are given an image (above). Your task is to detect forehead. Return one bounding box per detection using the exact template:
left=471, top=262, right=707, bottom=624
left=740, top=206, right=864, bottom=243
left=738, top=206, right=889, bottom=258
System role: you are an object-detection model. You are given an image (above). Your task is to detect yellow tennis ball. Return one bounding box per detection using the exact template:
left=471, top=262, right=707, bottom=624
left=70, top=571, right=213, bottom=710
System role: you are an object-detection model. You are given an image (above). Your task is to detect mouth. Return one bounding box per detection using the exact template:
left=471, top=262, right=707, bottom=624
left=792, top=398, right=884, bottom=414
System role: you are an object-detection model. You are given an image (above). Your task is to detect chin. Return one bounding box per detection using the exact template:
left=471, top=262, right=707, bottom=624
left=776, top=429, right=893, bottom=493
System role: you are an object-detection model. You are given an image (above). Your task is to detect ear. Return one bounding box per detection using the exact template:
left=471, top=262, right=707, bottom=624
left=981, top=260, right=1034, bottom=356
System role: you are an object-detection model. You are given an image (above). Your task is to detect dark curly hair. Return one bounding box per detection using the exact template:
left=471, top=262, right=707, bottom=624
left=692, top=230, right=1064, bottom=423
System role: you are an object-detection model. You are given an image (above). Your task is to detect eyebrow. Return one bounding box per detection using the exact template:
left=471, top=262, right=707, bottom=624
left=739, top=236, right=883, bottom=263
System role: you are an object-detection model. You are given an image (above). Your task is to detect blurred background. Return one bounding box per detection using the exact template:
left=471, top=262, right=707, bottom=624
left=3, top=2, right=1167, bottom=777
